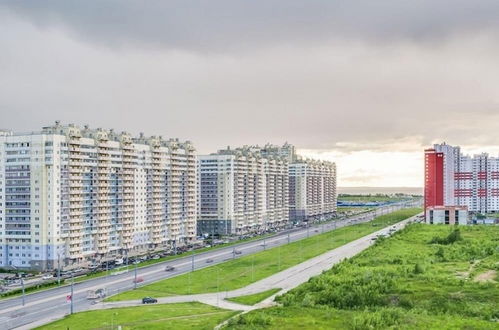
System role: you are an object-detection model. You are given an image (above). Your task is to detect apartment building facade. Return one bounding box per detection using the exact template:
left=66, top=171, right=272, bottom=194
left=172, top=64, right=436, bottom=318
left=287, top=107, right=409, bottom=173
left=197, top=147, right=289, bottom=235
left=288, top=160, right=337, bottom=223
left=0, top=123, right=197, bottom=271
left=425, top=143, right=499, bottom=214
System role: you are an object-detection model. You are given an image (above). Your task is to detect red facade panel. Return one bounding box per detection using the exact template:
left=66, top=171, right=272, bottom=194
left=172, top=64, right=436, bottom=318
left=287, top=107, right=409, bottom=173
left=424, top=149, right=444, bottom=211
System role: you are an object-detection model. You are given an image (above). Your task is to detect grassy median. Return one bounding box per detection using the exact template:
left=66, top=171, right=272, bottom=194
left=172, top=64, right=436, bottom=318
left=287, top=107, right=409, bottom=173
left=35, top=302, right=238, bottom=330
left=226, top=289, right=281, bottom=306
left=107, top=208, right=421, bottom=301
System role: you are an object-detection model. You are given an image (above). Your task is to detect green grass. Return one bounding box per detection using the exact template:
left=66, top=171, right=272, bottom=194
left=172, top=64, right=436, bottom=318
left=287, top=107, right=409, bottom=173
left=337, top=194, right=409, bottom=203
left=107, top=208, right=421, bottom=301
left=35, top=302, right=238, bottom=330
left=225, top=224, right=499, bottom=329
left=224, top=306, right=498, bottom=330
left=226, top=289, right=281, bottom=306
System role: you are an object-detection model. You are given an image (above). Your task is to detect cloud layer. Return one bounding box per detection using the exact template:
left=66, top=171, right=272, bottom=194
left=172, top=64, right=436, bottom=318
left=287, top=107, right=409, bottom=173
left=1, top=2, right=499, bottom=186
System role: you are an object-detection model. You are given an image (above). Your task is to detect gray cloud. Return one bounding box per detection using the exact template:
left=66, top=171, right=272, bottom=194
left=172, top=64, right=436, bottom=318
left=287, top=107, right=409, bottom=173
left=2, top=1, right=499, bottom=51
left=1, top=1, right=499, bottom=166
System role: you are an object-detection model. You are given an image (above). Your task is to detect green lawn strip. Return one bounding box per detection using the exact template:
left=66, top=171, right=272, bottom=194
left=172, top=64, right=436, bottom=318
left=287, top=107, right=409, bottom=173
left=35, top=302, right=239, bottom=330
left=107, top=208, right=421, bottom=301
left=226, top=288, right=281, bottom=306
left=337, top=195, right=410, bottom=203
left=225, top=224, right=498, bottom=329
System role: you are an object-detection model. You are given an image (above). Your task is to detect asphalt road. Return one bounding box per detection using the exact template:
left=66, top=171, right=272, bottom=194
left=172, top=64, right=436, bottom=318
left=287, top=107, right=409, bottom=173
left=0, top=201, right=419, bottom=329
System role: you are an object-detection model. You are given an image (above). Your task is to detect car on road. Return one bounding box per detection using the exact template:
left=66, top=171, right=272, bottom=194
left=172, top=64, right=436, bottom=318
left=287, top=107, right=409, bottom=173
left=234, top=250, right=242, bottom=255
left=42, top=274, right=53, bottom=280
left=165, top=265, right=175, bottom=272
left=205, top=259, right=213, bottom=263
left=133, top=277, right=144, bottom=283
left=142, top=297, right=158, bottom=304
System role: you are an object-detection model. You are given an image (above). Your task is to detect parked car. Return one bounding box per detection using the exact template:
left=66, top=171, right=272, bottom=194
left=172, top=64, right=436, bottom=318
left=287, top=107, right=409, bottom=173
left=165, top=265, right=175, bottom=272
left=152, top=255, right=160, bottom=260
left=42, top=274, right=53, bottom=280
left=205, top=259, right=213, bottom=263
left=142, top=297, right=157, bottom=304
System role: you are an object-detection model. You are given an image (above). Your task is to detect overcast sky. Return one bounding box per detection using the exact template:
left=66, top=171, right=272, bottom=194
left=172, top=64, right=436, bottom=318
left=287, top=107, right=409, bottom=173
left=2, top=1, right=499, bottom=188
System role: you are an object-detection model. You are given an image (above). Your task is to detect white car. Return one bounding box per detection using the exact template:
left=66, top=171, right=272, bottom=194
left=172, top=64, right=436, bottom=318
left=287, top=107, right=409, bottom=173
left=42, top=275, right=53, bottom=280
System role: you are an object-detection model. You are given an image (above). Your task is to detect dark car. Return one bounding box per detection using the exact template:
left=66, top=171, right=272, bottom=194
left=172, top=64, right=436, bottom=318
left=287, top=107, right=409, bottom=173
left=205, top=259, right=213, bottom=263
left=234, top=250, right=242, bottom=255
left=165, top=265, right=175, bottom=272
left=142, top=297, right=157, bottom=304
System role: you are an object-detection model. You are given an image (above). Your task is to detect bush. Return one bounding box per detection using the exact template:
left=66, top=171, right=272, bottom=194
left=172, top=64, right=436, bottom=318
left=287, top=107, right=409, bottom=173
left=430, top=229, right=462, bottom=245
left=350, top=308, right=404, bottom=330
left=413, top=263, right=424, bottom=274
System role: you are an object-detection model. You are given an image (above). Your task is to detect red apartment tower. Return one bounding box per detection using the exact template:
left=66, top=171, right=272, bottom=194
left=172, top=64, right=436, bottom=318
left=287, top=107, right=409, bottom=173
left=424, top=149, right=444, bottom=211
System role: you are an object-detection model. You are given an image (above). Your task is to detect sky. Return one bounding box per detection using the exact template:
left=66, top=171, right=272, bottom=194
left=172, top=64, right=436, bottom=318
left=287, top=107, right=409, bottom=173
left=1, top=1, right=499, bottom=188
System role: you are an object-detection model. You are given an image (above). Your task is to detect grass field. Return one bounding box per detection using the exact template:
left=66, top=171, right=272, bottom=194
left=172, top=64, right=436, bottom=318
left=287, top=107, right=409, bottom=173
left=225, top=224, right=499, bottom=329
left=36, top=302, right=238, bottom=330
left=226, top=289, right=281, bottom=306
left=107, top=208, right=421, bottom=301
left=337, top=194, right=409, bottom=203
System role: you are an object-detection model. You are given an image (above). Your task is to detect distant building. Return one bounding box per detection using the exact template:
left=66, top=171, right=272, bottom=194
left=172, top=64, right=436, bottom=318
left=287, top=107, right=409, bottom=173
left=249, top=144, right=337, bottom=224
left=197, top=146, right=289, bottom=235
left=288, top=160, right=337, bottom=223
left=0, top=122, right=197, bottom=271
left=425, top=206, right=468, bottom=225
left=425, top=143, right=499, bottom=214
left=197, top=143, right=337, bottom=235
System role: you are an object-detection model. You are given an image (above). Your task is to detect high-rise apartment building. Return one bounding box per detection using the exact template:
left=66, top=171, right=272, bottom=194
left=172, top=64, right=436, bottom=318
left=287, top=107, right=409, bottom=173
left=260, top=144, right=337, bottom=223
left=0, top=122, right=197, bottom=271
left=198, top=144, right=337, bottom=235
left=425, top=143, right=499, bottom=214
left=197, top=146, right=289, bottom=235
left=288, top=160, right=337, bottom=223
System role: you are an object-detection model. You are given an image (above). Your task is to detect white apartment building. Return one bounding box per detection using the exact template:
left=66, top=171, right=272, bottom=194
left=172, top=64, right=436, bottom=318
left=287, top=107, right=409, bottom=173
left=198, top=146, right=289, bottom=235
left=259, top=144, right=336, bottom=223
left=289, top=160, right=337, bottom=223
left=0, top=122, right=197, bottom=271
left=432, top=143, right=499, bottom=213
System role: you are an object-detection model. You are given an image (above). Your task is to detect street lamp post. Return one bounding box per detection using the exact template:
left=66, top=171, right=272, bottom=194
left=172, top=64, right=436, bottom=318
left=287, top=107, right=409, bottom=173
left=57, top=253, right=61, bottom=286
left=134, top=263, right=138, bottom=290
left=21, top=278, right=25, bottom=306
left=70, top=273, right=74, bottom=315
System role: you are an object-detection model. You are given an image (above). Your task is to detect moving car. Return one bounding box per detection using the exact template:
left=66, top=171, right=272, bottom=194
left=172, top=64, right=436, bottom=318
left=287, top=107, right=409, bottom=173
left=133, top=277, right=144, bottom=283
left=142, top=297, right=157, bottom=304
left=165, top=265, right=175, bottom=272
left=205, top=259, right=213, bottom=263
left=234, top=250, right=242, bottom=255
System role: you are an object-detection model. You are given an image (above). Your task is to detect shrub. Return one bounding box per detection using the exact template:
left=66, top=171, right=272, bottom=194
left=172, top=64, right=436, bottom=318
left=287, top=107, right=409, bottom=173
left=430, top=229, right=462, bottom=245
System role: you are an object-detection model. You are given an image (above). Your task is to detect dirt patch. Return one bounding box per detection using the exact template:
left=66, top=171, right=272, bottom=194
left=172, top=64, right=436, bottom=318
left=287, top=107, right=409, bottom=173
left=473, top=270, right=497, bottom=283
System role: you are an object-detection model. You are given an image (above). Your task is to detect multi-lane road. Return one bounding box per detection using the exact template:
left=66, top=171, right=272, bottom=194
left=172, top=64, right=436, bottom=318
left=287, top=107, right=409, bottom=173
left=0, top=202, right=419, bottom=329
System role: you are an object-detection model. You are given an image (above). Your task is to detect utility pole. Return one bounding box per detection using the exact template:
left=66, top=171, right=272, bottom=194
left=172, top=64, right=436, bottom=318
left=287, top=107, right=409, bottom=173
left=70, top=273, right=74, bottom=315
left=287, top=231, right=290, bottom=244
left=232, top=247, right=235, bottom=260
left=134, top=263, right=138, bottom=289
left=307, top=223, right=310, bottom=238
left=191, top=252, right=195, bottom=271
left=21, top=278, right=25, bottom=306
left=57, top=254, right=61, bottom=286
